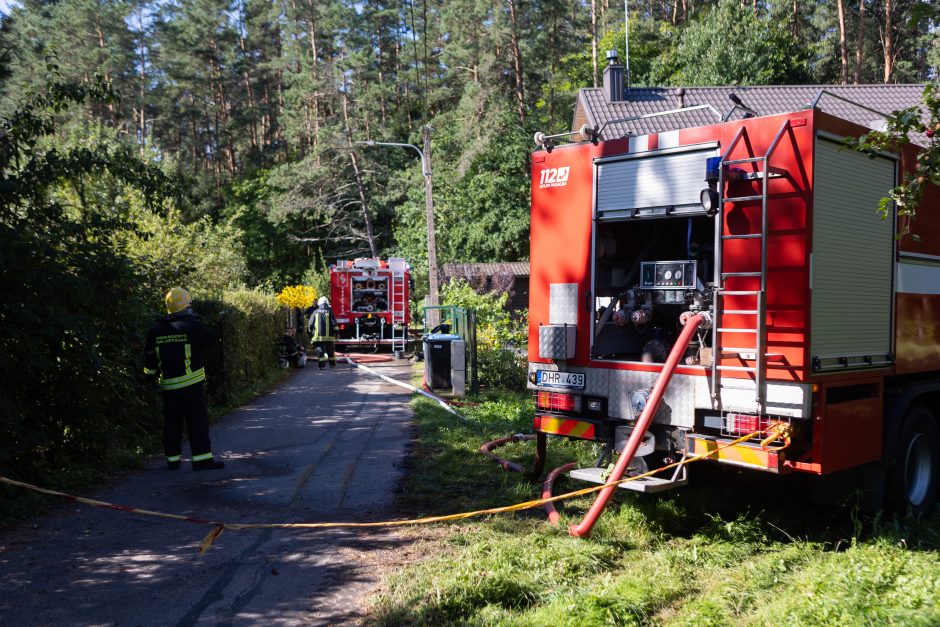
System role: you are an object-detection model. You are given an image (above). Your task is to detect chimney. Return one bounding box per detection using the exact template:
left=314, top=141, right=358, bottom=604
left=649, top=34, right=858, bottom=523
left=602, top=49, right=625, bottom=102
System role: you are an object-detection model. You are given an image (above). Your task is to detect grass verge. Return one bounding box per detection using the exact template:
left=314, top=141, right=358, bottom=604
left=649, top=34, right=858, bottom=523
left=367, top=387, right=940, bottom=625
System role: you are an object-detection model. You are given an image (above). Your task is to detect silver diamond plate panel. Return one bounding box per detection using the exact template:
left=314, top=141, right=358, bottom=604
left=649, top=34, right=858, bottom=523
left=538, top=325, right=575, bottom=360
left=608, top=369, right=705, bottom=427
left=549, top=283, right=578, bottom=325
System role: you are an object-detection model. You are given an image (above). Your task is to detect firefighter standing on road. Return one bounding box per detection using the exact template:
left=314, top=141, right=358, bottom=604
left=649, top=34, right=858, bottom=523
left=144, top=287, right=224, bottom=471
left=308, top=296, right=338, bottom=369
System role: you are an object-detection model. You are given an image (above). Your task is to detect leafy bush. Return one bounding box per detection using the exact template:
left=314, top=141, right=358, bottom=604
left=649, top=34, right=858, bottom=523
left=0, top=75, right=172, bottom=491
left=121, top=205, right=249, bottom=303
left=440, top=280, right=528, bottom=391
left=196, top=290, right=284, bottom=406
left=0, top=76, right=282, bottom=518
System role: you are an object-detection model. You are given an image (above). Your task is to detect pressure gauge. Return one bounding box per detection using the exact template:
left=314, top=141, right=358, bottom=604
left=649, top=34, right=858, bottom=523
left=674, top=270, right=682, bottom=280
left=664, top=270, right=673, bottom=280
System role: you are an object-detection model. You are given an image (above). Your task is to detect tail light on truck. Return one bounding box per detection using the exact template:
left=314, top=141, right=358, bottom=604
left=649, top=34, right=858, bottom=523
left=537, top=391, right=580, bottom=413
left=724, top=413, right=790, bottom=442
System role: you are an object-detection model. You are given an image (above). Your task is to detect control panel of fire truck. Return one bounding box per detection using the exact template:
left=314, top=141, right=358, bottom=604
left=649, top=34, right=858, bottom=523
left=592, top=217, right=715, bottom=364
left=640, top=261, right=697, bottom=290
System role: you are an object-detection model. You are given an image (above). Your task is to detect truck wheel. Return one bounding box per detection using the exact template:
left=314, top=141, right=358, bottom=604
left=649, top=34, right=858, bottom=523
left=886, top=405, right=939, bottom=514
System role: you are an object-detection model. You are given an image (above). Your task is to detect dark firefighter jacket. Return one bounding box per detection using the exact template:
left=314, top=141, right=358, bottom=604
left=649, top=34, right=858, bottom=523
left=144, top=312, right=215, bottom=391
left=308, top=307, right=338, bottom=341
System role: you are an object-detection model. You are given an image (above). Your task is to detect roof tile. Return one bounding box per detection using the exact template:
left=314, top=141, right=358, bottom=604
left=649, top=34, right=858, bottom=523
left=577, top=84, right=928, bottom=145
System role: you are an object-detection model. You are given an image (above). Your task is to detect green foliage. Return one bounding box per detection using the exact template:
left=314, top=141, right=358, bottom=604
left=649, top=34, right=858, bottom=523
left=441, top=280, right=527, bottom=391
left=368, top=390, right=940, bottom=626
left=852, top=82, right=940, bottom=236
left=437, top=114, right=532, bottom=263
left=0, top=73, right=172, bottom=488
left=196, top=289, right=283, bottom=406
left=229, top=172, right=312, bottom=287
left=0, top=75, right=279, bottom=519
left=121, top=206, right=248, bottom=299
left=670, top=1, right=811, bottom=86
left=609, top=18, right=680, bottom=88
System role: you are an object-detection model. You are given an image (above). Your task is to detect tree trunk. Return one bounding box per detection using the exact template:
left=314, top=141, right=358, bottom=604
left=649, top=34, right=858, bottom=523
left=377, top=26, right=387, bottom=124
left=883, top=0, right=893, bottom=83
left=341, top=92, right=378, bottom=258
left=238, top=29, right=259, bottom=151
left=208, top=39, right=236, bottom=174
left=792, top=0, right=799, bottom=39
left=837, top=0, right=848, bottom=84
left=591, top=0, right=598, bottom=87
left=854, top=0, right=866, bottom=84
left=423, top=125, right=439, bottom=306
left=136, top=4, right=147, bottom=156
left=307, top=2, right=320, bottom=160
left=507, top=0, right=526, bottom=122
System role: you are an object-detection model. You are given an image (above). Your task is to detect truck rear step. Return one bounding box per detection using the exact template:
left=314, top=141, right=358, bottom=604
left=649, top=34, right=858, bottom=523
left=568, top=462, right=688, bottom=494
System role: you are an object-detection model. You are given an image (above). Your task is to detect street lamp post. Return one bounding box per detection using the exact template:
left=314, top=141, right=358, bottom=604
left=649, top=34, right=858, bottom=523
left=356, top=126, right=439, bottom=306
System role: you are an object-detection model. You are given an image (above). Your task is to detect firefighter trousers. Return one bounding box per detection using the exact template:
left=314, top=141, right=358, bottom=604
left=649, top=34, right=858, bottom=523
left=162, top=381, right=212, bottom=461
left=312, top=341, right=336, bottom=368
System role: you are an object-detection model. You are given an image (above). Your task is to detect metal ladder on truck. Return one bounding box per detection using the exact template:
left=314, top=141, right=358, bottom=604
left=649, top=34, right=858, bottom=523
left=389, top=259, right=408, bottom=353
left=711, top=120, right=792, bottom=414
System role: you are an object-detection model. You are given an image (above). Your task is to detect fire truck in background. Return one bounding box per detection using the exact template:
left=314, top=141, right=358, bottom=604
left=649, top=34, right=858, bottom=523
left=528, top=101, right=940, bottom=515
left=329, top=257, right=411, bottom=352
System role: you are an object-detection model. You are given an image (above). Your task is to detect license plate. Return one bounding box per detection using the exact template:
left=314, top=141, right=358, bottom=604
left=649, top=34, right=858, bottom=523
left=537, top=370, right=585, bottom=390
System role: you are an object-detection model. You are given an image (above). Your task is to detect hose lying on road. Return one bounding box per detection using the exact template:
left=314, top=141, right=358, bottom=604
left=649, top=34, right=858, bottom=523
left=344, top=356, right=471, bottom=422
left=479, top=434, right=537, bottom=473
left=0, top=430, right=770, bottom=554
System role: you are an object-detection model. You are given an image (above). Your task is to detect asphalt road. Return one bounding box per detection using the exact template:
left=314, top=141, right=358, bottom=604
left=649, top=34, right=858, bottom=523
left=0, top=357, right=415, bottom=626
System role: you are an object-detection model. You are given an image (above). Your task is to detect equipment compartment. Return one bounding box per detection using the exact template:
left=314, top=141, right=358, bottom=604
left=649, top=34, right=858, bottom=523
left=592, top=216, right=715, bottom=363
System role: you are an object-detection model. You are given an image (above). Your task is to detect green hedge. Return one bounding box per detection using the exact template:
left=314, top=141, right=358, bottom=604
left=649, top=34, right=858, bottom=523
left=197, top=290, right=285, bottom=405
left=0, top=282, right=285, bottom=521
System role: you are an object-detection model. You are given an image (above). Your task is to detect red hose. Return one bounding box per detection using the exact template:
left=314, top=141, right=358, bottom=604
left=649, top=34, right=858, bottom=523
left=542, top=462, right=577, bottom=525
left=569, top=314, right=705, bottom=538
left=480, top=434, right=536, bottom=473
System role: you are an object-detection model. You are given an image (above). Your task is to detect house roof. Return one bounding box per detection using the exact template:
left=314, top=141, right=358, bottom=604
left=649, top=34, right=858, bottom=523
left=443, top=262, right=530, bottom=278
left=574, top=84, right=929, bottom=145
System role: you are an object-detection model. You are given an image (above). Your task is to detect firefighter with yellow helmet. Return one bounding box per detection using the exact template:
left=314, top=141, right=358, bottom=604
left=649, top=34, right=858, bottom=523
left=144, top=287, right=224, bottom=470
left=308, top=296, right=338, bottom=369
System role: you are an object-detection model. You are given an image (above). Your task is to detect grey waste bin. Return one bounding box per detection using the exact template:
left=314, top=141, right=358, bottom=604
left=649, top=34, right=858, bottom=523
left=424, top=333, right=459, bottom=390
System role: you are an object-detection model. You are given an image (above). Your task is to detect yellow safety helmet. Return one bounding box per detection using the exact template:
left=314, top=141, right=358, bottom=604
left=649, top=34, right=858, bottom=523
left=165, top=287, right=192, bottom=314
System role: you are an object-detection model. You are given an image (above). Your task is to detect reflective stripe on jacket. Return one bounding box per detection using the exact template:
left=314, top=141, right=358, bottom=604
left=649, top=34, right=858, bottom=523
left=308, top=307, right=336, bottom=341
left=144, top=312, right=215, bottom=391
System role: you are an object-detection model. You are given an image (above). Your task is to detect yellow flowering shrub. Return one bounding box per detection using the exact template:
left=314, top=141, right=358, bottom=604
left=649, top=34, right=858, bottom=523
left=275, top=285, right=318, bottom=309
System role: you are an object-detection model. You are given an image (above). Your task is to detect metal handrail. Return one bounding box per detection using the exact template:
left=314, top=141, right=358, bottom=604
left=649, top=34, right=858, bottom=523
left=597, top=104, right=722, bottom=137
left=805, top=89, right=891, bottom=120
left=710, top=118, right=792, bottom=413
left=722, top=103, right=760, bottom=122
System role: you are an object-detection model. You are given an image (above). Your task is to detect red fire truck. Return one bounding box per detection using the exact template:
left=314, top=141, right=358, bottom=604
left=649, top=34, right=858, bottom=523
left=528, top=103, right=939, bottom=518
left=329, top=257, right=411, bottom=351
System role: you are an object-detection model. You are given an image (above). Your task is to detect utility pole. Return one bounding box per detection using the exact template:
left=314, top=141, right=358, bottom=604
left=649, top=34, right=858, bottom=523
left=422, top=125, right=439, bottom=306
left=355, top=126, right=439, bottom=306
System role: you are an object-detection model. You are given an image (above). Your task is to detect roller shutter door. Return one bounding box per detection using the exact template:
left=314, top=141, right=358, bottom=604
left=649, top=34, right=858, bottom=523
left=811, top=138, right=895, bottom=368
left=595, top=148, right=716, bottom=220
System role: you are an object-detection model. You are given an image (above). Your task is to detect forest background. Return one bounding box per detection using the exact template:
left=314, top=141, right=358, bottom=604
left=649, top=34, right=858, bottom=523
left=2, top=0, right=937, bottom=291
left=0, top=0, right=937, bottom=508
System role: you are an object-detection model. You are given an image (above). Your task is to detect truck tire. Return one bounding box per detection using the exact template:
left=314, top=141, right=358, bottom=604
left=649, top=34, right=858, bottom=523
left=886, top=404, right=939, bottom=514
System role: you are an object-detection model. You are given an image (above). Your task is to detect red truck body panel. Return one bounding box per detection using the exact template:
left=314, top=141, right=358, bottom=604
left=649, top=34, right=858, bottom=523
left=528, top=109, right=940, bottom=476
